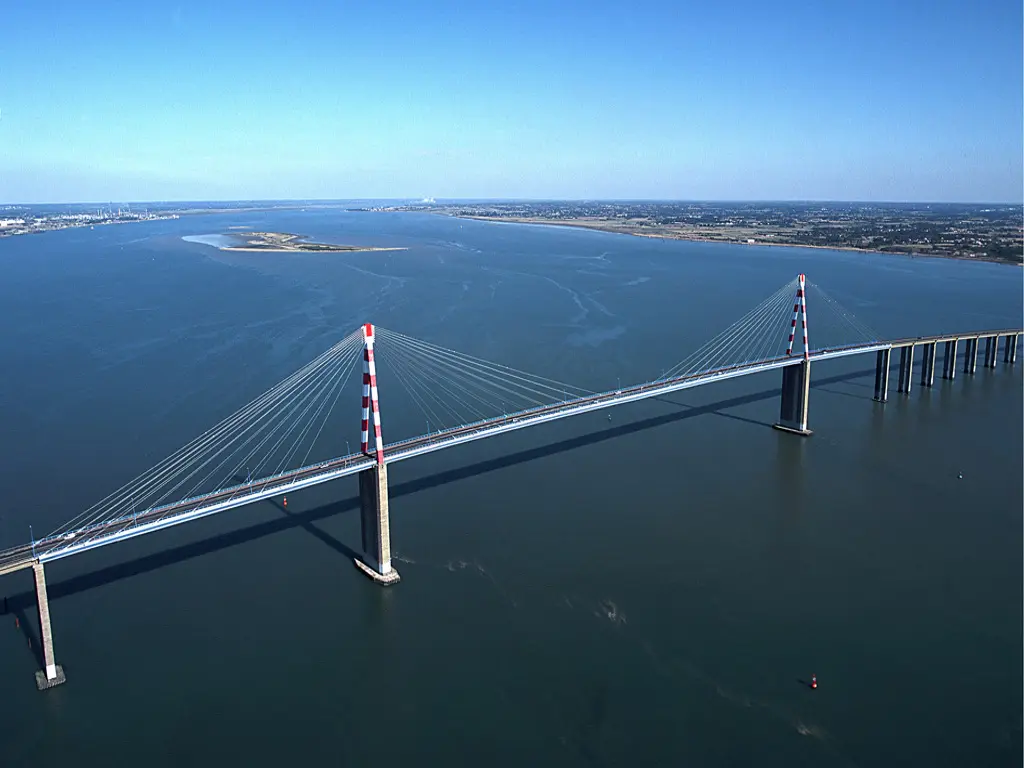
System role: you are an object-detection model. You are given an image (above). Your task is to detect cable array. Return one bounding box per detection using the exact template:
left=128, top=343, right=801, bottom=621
left=38, top=277, right=884, bottom=548
left=45, top=330, right=366, bottom=541
left=803, top=281, right=880, bottom=351
left=659, top=279, right=800, bottom=381
left=373, top=327, right=593, bottom=437
left=658, top=277, right=884, bottom=381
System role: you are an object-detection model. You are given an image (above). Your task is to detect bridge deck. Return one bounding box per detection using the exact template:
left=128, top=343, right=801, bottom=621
left=0, top=330, right=1019, bottom=577
left=886, top=328, right=1018, bottom=348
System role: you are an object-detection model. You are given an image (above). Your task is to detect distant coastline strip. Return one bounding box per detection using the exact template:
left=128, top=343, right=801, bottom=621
left=439, top=214, right=1018, bottom=266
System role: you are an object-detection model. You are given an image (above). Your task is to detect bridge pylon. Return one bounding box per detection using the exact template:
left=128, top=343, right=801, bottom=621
left=964, top=338, right=977, bottom=374
left=941, top=340, right=958, bottom=380
left=354, top=323, right=400, bottom=585
left=984, top=335, right=999, bottom=368
left=775, top=275, right=813, bottom=436
left=920, top=341, right=938, bottom=387
left=873, top=348, right=891, bottom=401
left=32, top=562, right=66, bottom=690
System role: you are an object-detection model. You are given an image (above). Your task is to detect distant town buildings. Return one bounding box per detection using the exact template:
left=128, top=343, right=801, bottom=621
left=0, top=209, right=177, bottom=238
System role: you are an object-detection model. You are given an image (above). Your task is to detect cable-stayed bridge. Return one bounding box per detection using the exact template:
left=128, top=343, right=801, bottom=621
left=2, top=274, right=1019, bottom=690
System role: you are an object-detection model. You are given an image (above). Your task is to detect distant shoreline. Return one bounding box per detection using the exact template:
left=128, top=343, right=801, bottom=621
left=0, top=204, right=349, bottom=240
left=445, top=214, right=1020, bottom=267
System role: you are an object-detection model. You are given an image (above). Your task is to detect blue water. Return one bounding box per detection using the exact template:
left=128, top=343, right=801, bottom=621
left=0, top=209, right=1020, bottom=766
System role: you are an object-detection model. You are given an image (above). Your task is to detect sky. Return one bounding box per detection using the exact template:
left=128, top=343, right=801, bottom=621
left=0, top=0, right=1021, bottom=204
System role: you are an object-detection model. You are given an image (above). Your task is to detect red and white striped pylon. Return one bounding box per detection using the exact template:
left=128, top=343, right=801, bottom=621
left=785, top=274, right=810, bottom=359
left=360, top=323, right=385, bottom=464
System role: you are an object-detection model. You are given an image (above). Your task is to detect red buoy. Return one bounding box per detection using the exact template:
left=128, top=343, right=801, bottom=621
left=811, top=674, right=818, bottom=690
left=283, top=497, right=288, bottom=507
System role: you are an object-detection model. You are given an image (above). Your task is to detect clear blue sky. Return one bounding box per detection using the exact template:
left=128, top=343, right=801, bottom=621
left=1, top=0, right=1021, bottom=203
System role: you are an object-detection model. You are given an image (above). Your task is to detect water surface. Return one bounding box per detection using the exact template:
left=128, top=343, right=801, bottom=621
left=0, top=210, right=1019, bottom=767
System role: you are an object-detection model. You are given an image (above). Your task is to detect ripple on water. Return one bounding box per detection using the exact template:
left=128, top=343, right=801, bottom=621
left=567, top=325, right=627, bottom=348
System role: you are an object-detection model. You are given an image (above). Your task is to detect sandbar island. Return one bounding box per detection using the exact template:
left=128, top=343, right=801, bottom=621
left=222, top=231, right=406, bottom=253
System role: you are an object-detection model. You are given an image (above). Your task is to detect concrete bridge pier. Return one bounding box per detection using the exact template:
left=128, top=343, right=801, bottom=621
left=354, top=464, right=400, bottom=585
left=920, top=342, right=937, bottom=387
left=773, top=359, right=812, bottom=436
left=32, top=562, right=66, bottom=690
left=873, top=349, right=890, bottom=402
left=984, top=336, right=999, bottom=368
left=964, top=338, right=978, bottom=374
left=942, top=339, right=957, bottom=380
left=897, top=345, right=914, bottom=394
left=1004, top=334, right=1018, bottom=364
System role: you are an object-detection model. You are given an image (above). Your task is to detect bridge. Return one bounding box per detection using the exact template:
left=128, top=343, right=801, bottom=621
left=2, top=274, right=1019, bottom=690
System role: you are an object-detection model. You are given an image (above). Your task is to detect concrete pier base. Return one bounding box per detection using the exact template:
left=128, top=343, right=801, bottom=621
left=35, top=666, right=67, bottom=691
left=897, top=345, right=914, bottom=394
left=964, top=338, right=978, bottom=375
left=773, top=359, right=812, bottom=436
left=32, top=562, right=66, bottom=690
left=920, top=342, right=937, bottom=387
left=355, top=464, right=400, bottom=586
left=942, top=339, right=957, bottom=380
left=353, top=557, right=401, bottom=585
left=773, top=423, right=813, bottom=436
left=873, top=348, right=890, bottom=402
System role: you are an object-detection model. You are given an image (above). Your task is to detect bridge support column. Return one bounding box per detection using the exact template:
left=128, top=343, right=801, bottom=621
left=32, top=563, right=66, bottom=690
left=984, top=336, right=998, bottom=368
left=1004, top=334, right=1017, bottom=364
left=354, top=464, right=400, bottom=585
left=964, top=338, right=978, bottom=374
left=873, top=349, right=890, bottom=402
left=897, top=345, right=914, bottom=394
left=920, top=342, right=937, bottom=387
left=773, top=359, right=812, bottom=436
left=942, top=339, right=957, bottom=380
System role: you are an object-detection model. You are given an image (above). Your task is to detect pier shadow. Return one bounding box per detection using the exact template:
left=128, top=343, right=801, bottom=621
left=0, top=368, right=872, bottom=610
left=652, top=395, right=774, bottom=429
left=814, top=386, right=876, bottom=402
left=231, top=476, right=361, bottom=563
left=10, top=607, right=44, bottom=669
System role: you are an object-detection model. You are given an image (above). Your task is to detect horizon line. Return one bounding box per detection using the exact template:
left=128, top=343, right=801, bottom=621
left=3, top=197, right=1023, bottom=207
